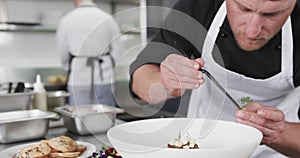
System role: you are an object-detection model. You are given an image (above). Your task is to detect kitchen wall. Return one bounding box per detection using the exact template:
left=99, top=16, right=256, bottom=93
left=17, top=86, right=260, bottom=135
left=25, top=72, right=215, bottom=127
left=0, top=0, right=188, bottom=117
left=0, top=0, right=141, bottom=83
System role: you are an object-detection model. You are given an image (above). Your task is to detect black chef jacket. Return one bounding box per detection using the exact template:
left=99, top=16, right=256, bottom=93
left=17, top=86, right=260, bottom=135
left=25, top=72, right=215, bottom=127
left=130, top=0, right=300, bottom=87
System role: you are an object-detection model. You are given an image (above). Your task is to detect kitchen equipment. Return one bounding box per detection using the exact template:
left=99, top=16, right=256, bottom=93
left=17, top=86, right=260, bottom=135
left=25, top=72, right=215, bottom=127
left=14, top=82, right=25, bottom=93
left=0, top=110, right=57, bottom=143
left=55, top=104, right=124, bottom=135
left=108, top=118, right=262, bottom=158
left=32, top=74, right=47, bottom=111
left=0, top=92, right=33, bottom=112
left=8, top=82, right=12, bottom=93
left=200, top=69, right=241, bottom=109
left=46, top=90, right=70, bottom=111
left=0, top=82, right=30, bottom=94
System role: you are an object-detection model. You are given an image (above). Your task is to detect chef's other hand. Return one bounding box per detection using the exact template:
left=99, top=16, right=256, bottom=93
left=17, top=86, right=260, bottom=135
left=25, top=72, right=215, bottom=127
left=236, top=102, right=286, bottom=145
left=160, top=54, right=205, bottom=97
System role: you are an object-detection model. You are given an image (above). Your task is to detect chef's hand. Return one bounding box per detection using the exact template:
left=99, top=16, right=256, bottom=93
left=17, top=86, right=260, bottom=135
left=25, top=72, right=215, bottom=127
left=236, top=102, right=286, bottom=145
left=160, top=54, right=205, bottom=97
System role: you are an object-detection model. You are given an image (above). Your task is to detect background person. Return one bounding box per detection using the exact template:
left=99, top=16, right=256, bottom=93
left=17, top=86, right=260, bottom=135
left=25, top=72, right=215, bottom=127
left=57, top=0, right=122, bottom=106
left=130, top=0, right=300, bottom=157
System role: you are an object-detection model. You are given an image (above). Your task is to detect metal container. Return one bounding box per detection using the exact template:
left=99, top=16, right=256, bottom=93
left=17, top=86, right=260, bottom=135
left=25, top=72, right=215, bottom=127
left=55, top=104, right=124, bottom=135
left=0, top=92, right=33, bottom=112
left=0, top=110, right=57, bottom=143
left=46, top=90, right=70, bottom=111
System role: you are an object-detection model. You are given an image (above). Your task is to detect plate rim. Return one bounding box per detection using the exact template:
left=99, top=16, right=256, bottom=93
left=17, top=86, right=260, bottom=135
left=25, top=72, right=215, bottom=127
left=0, top=140, right=97, bottom=158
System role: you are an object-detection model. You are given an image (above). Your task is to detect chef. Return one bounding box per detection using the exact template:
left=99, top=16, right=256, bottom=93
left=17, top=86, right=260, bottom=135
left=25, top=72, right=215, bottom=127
left=130, top=0, right=300, bottom=157
left=57, top=0, right=122, bottom=106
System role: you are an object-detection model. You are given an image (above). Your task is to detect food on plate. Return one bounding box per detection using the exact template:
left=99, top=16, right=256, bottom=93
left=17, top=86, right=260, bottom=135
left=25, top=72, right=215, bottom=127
left=15, top=136, right=87, bottom=158
left=47, top=136, right=78, bottom=152
left=19, top=143, right=51, bottom=158
left=49, top=151, right=81, bottom=157
left=167, top=133, right=199, bottom=149
left=92, top=145, right=122, bottom=158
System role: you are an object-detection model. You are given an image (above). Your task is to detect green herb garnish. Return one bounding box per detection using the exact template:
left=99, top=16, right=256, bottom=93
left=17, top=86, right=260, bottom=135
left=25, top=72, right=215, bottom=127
left=240, top=97, right=253, bottom=107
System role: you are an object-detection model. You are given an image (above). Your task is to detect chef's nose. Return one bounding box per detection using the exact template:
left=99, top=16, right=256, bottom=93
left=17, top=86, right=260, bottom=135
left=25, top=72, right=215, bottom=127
left=245, top=14, right=263, bottom=39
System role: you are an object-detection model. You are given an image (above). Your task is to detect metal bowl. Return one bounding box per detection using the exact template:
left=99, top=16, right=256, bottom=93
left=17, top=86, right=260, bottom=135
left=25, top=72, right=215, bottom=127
left=55, top=104, right=124, bottom=135
left=46, top=91, right=70, bottom=111
left=0, top=110, right=57, bottom=143
left=0, top=92, right=33, bottom=112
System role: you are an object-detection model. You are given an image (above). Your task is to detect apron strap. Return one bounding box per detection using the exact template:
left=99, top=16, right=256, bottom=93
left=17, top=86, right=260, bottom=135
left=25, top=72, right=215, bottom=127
left=86, top=51, right=115, bottom=102
left=281, top=16, right=293, bottom=79
left=201, top=2, right=227, bottom=60
left=68, top=44, right=114, bottom=102
left=65, top=52, right=75, bottom=91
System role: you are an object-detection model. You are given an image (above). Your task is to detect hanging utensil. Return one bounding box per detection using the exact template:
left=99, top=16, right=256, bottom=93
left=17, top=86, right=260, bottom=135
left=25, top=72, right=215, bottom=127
left=8, top=82, right=13, bottom=93
left=14, top=82, right=25, bottom=93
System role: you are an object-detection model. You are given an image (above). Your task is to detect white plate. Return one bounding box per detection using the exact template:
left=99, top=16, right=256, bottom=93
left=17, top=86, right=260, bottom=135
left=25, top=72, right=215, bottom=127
left=0, top=141, right=97, bottom=158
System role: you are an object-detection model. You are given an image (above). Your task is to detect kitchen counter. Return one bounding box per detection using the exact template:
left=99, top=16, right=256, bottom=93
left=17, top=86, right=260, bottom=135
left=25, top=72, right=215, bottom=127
left=0, top=119, right=125, bottom=152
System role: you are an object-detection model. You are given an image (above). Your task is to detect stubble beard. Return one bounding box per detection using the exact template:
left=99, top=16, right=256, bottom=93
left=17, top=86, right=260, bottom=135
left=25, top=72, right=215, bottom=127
left=233, top=32, right=270, bottom=52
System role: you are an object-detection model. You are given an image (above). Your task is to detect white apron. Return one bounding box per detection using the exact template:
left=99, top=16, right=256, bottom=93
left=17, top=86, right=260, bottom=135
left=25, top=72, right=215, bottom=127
left=187, top=2, right=299, bottom=158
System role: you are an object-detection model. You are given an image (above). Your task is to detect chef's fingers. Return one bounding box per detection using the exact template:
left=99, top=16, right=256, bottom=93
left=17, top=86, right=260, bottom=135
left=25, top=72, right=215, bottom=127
left=195, top=58, right=205, bottom=68
left=161, top=65, right=203, bottom=83
left=262, top=137, right=274, bottom=145
left=169, top=75, right=204, bottom=86
left=236, top=110, right=285, bottom=131
left=236, top=118, right=280, bottom=144
left=256, top=108, right=285, bottom=122
left=236, top=118, right=274, bottom=134
left=161, top=56, right=201, bottom=79
left=243, top=102, right=263, bottom=111
left=237, top=110, right=266, bottom=126
left=167, top=54, right=203, bottom=70
left=161, top=62, right=203, bottom=87
left=166, top=71, right=204, bottom=85
left=160, top=64, right=200, bottom=82
left=243, top=102, right=275, bottom=112
left=160, top=65, right=203, bottom=87
left=164, top=78, right=202, bottom=89
left=243, top=103, right=285, bottom=122
left=166, top=88, right=185, bottom=97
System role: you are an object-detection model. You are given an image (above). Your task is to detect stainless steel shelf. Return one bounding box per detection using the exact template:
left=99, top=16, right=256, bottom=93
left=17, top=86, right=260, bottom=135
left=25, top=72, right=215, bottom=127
left=43, top=0, right=140, bottom=5
left=0, top=24, right=56, bottom=32
left=0, top=24, right=142, bottom=35
left=122, top=29, right=141, bottom=34
left=98, top=0, right=139, bottom=5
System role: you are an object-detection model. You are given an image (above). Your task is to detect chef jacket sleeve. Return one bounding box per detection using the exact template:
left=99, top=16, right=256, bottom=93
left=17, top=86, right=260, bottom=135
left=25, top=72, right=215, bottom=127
left=56, top=20, right=70, bottom=72
left=108, top=18, right=123, bottom=66
left=129, top=0, right=201, bottom=100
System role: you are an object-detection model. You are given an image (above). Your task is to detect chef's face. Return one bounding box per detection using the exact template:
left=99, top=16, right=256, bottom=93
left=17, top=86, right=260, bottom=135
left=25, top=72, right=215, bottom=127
left=226, top=0, right=296, bottom=51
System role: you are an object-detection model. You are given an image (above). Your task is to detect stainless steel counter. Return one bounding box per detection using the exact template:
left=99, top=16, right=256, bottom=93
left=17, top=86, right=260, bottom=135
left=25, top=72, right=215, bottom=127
left=0, top=119, right=125, bottom=152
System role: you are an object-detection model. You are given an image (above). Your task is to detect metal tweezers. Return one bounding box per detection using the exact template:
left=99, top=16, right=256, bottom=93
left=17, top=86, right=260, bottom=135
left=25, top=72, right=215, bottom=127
left=199, top=69, right=241, bottom=110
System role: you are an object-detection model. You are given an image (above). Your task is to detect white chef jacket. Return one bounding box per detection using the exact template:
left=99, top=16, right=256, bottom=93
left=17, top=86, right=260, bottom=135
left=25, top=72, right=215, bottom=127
left=56, top=2, right=122, bottom=105
left=187, top=2, right=299, bottom=158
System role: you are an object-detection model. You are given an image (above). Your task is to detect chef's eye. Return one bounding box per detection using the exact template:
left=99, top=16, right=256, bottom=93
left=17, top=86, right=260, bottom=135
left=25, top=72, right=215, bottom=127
left=263, top=12, right=280, bottom=17
left=239, top=6, right=251, bottom=12
left=241, top=7, right=251, bottom=12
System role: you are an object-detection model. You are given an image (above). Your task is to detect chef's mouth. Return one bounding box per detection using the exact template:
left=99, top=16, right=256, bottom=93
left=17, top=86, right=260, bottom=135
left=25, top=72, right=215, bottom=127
left=237, top=37, right=267, bottom=51
left=243, top=36, right=264, bottom=44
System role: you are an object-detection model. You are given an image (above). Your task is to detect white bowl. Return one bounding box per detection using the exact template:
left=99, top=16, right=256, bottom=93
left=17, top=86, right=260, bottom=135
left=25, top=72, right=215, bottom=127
left=107, top=118, right=262, bottom=158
